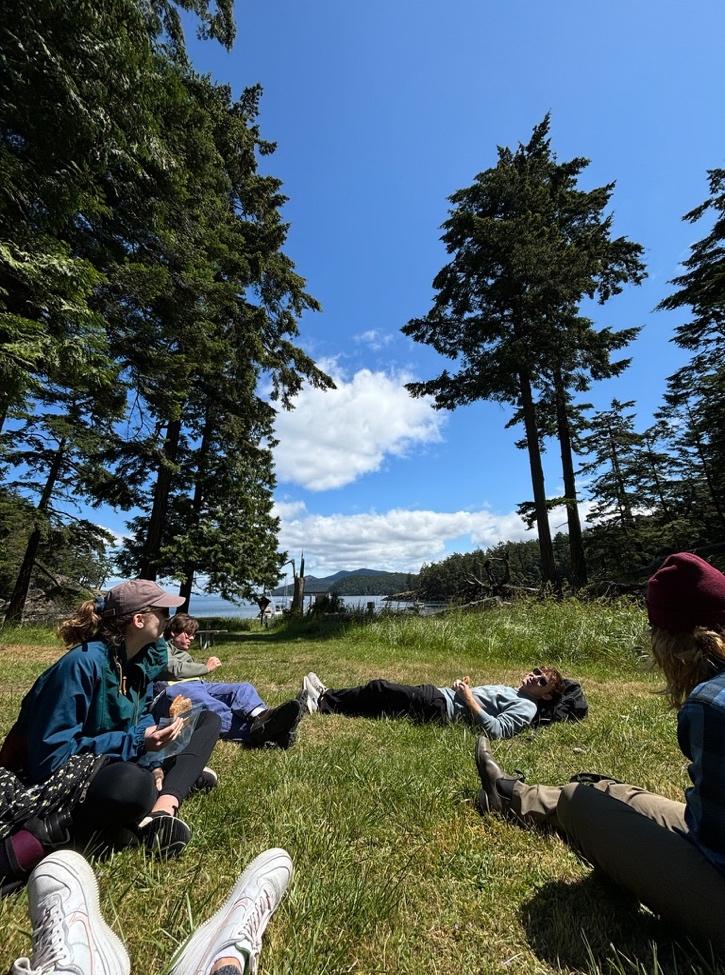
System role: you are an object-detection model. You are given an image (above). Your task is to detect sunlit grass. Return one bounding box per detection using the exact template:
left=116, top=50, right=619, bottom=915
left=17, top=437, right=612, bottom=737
left=2, top=599, right=715, bottom=975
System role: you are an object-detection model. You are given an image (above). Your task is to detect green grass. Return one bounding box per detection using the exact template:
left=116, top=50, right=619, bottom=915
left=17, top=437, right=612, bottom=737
left=1, top=599, right=721, bottom=975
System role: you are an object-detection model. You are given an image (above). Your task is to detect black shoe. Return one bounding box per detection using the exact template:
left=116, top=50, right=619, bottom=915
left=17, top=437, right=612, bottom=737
left=190, top=766, right=218, bottom=793
left=138, top=813, right=191, bottom=859
left=248, top=700, right=302, bottom=748
left=23, top=809, right=73, bottom=850
left=474, top=736, right=523, bottom=816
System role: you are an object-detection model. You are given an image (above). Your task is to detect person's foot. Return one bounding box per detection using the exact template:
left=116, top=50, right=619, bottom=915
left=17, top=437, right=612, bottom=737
left=138, top=812, right=191, bottom=859
left=11, top=849, right=130, bottom=975
left=248, top=700, right=302, bottom=748
left=474, top=736, right=523, bottom=815
left=192, top=767, right=219, bottom=793
left=23, top=808, right=74, bottom=850
left=169, top=847, right=293, bottom=975
left=301, top=672, right=327, bottom=714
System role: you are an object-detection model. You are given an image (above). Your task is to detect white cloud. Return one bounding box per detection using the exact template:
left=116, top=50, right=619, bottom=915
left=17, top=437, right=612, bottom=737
left=274, top=502, right=523, bottom=575
left=353, top=329, right=394, bottom=351
left=273, top=499, right=597, bottom=576
left=273, top=368, right=445, bottom=491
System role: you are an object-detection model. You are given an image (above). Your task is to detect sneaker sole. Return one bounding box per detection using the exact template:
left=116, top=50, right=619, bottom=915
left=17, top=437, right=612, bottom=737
left=30, top=850, right=130, bottom=975
left=141, top=816, right=191, bottom=859
left=168, top=848, right=293, bottom=975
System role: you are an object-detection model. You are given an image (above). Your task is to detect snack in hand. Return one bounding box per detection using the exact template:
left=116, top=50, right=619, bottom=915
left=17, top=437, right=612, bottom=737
left=168, top=695, right=193, bottom=718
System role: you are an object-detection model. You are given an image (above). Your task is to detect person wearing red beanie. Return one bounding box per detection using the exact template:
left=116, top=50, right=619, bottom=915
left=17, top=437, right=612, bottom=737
left=475, top=552, right=725, bottom=950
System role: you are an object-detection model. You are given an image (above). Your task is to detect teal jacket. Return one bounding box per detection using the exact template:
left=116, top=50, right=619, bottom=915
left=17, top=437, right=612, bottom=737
left=11, top=637, right=168, bottom=784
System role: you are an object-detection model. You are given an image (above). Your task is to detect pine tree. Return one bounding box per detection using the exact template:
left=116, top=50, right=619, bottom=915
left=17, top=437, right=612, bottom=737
left=403, top=117, right=644, bottom=583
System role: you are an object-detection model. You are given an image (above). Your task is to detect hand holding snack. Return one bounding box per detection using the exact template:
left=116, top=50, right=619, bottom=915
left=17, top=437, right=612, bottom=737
left=168, top=694, right=193, bottom=718
left=144, top=716, right=184, bottom=751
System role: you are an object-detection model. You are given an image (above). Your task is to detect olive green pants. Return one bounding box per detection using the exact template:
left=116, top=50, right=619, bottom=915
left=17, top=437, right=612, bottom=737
left=513, top=779, right=725, bottom=949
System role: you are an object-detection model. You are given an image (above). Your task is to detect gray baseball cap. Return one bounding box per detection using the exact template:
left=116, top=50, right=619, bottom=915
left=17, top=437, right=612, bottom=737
left=103, top=580, right=185, bottom=618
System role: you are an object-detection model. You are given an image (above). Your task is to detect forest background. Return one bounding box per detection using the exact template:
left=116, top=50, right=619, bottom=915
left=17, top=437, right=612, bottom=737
left=2, top=1, right=725, bottom=622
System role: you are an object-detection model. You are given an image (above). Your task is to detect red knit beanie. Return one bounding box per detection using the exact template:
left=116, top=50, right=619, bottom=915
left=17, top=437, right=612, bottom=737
left=647, top=553, right=725, bottom=632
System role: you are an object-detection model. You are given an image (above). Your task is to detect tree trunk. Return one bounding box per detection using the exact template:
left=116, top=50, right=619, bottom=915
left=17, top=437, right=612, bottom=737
left=139, top=418, right=182, bottom=580
left=687, top=405, right=725, bottom=528
left=4, top=439, right=67, bottom=623
left=553, top=373, right=587, bottom=587
left=178, top=411, right=215, bottom=612
left=607, top=427, right=635, bottom=530
left=519, top=373, right=556, bottom=583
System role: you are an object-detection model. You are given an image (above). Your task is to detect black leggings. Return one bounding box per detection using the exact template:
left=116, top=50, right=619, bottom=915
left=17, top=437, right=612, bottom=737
left=319, top=679, right=448, bottom=723
left=74, top=709, right=221, bottom=830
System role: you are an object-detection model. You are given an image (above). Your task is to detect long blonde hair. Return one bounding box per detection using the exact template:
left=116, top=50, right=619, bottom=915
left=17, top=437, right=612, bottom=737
left=651, top=625, right=725, bottom=707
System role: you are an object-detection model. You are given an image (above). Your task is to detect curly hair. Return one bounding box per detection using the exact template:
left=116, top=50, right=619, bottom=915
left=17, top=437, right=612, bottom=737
left=538, top=665, right=564, bottom=698
left=651, top=625, right=725, bottom=708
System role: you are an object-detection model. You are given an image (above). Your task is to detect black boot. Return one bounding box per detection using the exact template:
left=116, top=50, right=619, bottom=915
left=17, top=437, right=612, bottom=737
left=248, top=700, right=302, bottom=749
left=474, top=736, right=525, bottom=815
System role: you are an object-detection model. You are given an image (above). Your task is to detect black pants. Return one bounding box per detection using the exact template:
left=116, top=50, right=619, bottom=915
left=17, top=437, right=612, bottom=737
left=74, top=709, right=221, bottom=831
left=319, top=679, right=448, bottom=723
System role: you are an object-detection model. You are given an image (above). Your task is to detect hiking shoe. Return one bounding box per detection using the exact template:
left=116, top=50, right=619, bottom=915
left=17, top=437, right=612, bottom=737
left=248, top=700, right=302, bottom=748
left=301, top=672, right=327, bottom=713
left=191, top=767, right=219, bottom=793
left=275, top=702, right=304, bottom=750
left=138, top=812, right=191, bottom=859
left=169, top=847, right=293, bottom=975
left=474, top=736, right=524, bottom=816
left=11, top=849, right=130, bottom=975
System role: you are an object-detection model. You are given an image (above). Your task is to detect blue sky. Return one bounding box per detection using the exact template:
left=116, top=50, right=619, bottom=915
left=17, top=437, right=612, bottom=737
left=103, top=1, right=725, bottom=579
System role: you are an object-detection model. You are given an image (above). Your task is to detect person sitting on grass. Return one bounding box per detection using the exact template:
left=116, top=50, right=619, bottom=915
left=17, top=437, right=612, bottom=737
left=475, top=552, right=725, bottom=950
left=154, top=614, right=302, bottom=749
left=300, top=665, right=584, bottom=739
left=0, top=581, right=221, bottom=888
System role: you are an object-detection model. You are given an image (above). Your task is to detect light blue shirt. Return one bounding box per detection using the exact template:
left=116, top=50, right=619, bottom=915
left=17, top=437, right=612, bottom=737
left=436, top=684, right=538, bottom=739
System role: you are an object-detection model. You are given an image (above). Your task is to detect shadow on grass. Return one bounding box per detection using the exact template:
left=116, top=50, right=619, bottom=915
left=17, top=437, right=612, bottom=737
left=521, top=873, right=720, bottom=974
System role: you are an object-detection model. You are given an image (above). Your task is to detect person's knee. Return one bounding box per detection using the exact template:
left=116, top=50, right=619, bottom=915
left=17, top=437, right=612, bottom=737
left=82, top=763, right=156, bottom=825
left=197, top=709, right=222, bottom=735
left=556, top=782, right=584, bottom=836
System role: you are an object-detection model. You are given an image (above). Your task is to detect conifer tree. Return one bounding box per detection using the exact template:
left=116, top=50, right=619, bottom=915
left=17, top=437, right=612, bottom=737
left=403, top=116, right=644, bottom=583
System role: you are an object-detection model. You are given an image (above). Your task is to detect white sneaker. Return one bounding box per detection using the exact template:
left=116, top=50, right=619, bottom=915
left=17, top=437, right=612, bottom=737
left=169, top=848, right=293, bottom=975
left=12, top=850, right=130, bottom=975
left=302, top=672, right=327, bottom=713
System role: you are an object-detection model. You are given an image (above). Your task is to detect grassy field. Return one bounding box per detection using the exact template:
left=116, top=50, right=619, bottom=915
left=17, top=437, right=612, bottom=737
left=0, top=599, right=722, bottom=975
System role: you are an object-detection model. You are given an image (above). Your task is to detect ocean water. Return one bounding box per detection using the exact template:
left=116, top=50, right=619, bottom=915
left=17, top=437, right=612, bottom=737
left=188, top=593, right=413, bottom=619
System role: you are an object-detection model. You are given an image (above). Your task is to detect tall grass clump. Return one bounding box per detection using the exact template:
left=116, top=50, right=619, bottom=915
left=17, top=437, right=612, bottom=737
left=335, top=598, right=649, bottom=676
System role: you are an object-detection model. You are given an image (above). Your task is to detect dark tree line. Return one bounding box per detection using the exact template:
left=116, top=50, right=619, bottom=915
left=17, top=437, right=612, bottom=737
left=405, top=116, right=725, bottom=589
left=0, top=1, right=332, bottom=621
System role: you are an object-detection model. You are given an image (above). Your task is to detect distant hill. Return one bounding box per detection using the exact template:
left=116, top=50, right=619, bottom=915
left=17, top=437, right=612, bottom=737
left=272, top=569, right=417, bottom=596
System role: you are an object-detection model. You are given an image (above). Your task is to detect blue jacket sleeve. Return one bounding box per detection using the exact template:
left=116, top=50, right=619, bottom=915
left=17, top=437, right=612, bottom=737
left=21, top=651, right=149, bottom=784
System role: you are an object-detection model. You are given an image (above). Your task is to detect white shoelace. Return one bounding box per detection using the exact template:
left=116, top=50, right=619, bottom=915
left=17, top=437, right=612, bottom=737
left=233, top=888, right=275, bottom=975
left=27, top=900, right=69, bottom=973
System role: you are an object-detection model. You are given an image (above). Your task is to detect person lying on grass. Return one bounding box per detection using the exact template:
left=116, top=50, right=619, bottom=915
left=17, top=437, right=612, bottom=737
left=0, top=581, right=220, bottom=891
left=153, top=613, right=302, bottom=749
left=475, top=552, right=725, bottom=950
left=300, top=665, right=585, bottom=739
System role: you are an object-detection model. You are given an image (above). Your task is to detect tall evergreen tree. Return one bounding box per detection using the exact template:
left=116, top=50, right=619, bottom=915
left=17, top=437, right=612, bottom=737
left=403, top=116, right=644, bottom=583
left=658, top=166, right=725, bottom=534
